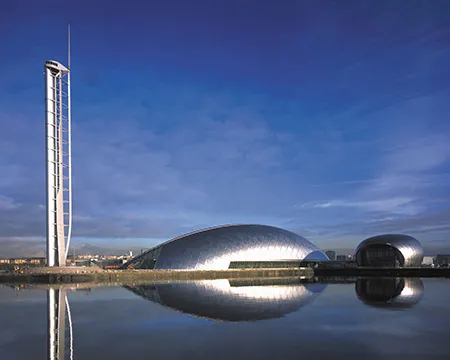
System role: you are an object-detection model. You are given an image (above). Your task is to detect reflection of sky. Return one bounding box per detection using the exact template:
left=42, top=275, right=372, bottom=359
left=134, top=315, right=211, bottom=329
left=1, top=280, right=450, bottom=359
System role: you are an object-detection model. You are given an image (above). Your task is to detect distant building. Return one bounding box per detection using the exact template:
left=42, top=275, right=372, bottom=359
left=336, top=255, right=347, bottom=261
left=422, top=256, right=434, bottom=266
left=99, top=259, right=123, bottom=269
left=435, top=254, right=450, bottom=266
left=0, top=257, right=46, bottom=266
left=325, top=251, right=336, bottom=260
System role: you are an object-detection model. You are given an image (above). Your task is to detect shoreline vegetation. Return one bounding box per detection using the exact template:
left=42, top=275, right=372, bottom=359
left=0, top=266, right=449, bottom=284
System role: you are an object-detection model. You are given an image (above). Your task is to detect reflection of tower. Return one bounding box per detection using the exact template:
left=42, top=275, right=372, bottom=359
left=45, top=25, right=72, bottom=267
left=48, top=288, right=74, bottom=360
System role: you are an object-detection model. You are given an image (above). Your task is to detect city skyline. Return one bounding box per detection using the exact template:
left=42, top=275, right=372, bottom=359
left=1, top=1, right=450, bottom=256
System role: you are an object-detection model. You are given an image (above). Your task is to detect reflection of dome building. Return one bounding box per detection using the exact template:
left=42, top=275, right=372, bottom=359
left=355, top=278, right=424, bottom=309
left=125, top=278, right=327, bottom=321
left=355, top=234, right=423, bottom=267
left=123, top=224, right=329, bottom=270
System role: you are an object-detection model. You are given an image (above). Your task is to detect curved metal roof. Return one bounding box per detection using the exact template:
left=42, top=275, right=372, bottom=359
left=355, top=234, right=423, bottom=267
left=124, top=224, right=329, bottom=270
left=45, top=60, right=69, bottom=72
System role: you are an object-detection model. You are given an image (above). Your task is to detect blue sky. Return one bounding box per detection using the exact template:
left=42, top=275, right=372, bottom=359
left=1, top=0, right=450, bottom=254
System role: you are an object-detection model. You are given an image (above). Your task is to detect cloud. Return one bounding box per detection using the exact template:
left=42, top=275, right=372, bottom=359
left=0, top=90, right=308, bottom=243
left=286, top=90, right=450, bottom=250
left=298, top=209, right=450, bottom=252
left=302, top=197, right=421, bottom=215
left=368, top=133, right=450, bottom=199
left=4, top=87, right=450, bottom=253
left=382, top=135, right=450, bottom=174
left=0, top=195, right=18, bottom=210
left=299, top=91, right=450, bottom=219
left=71, top=104, right=292, bottom=217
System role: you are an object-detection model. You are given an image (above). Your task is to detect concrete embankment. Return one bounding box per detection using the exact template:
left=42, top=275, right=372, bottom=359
left=0, top=267, right=314, bottom=284
left=314, top=267, right=450, bottom=278
left=3, top=266, right=450, bottom=284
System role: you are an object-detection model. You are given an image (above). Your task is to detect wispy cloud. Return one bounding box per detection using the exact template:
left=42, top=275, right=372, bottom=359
left=0, top=195, right=18, bottom=211
left=0, top=91, right=306, bottom=241
left=2, top=89, right=450, bottom=249
left=302, top=197, right=420, bottom=215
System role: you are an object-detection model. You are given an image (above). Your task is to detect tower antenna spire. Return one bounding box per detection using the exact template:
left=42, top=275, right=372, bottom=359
left=68, top=23, right=71, bottom=69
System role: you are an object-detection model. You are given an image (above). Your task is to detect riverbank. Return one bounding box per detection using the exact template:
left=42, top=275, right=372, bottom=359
left=2, top=266, right=450, bottom=284
left=314, top=267, right=450, bottom=277
left=0, top=266, right=314, bottom=284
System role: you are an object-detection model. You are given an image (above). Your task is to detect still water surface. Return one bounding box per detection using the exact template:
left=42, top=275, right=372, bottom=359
left=1, top=277, right=450, bottom=360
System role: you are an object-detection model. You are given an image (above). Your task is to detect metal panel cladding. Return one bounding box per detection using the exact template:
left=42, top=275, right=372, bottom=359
left=356, top=278, right=424, bottom=309
left=355, top=234, right=424, bottom=267
left=126, top=224, right=329, bottom=270
left=125, top=278, right=327, bottom=321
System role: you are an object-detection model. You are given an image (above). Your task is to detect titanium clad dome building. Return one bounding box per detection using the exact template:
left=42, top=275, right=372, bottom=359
left=355, top=234, right=423, bottom=267
left=123, top=224, right=329, bottom=270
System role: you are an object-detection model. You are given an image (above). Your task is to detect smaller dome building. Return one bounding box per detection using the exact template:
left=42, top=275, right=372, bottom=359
left=355, top=234, right=423, bottom=267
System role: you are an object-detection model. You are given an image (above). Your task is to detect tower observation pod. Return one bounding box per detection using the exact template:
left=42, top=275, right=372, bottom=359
left=44, top=37, right=72, bottom=266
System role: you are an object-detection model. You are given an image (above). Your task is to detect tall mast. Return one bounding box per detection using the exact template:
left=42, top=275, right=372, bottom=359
left=45, top=25, right=72, bottom=267
left=68, top=24, right=71, bottom=70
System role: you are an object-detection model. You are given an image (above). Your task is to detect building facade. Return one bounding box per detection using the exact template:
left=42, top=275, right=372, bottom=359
left=355, top=234, right=423, bottom=267
left=123, top=224, right=329, bottom=271
left=422, top=256, right=434, bottom=266
left=0, top=257, right=46, bottom=266
left=435, top=254, right=450, bottom=266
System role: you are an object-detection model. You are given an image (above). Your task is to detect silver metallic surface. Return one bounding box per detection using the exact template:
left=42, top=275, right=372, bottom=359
left=125, top=279, right=327, bottom=321
left=45, top=57, right=72, bottom=267
left=355, top=234, right=424, bottom=267
left=355, top=278, right=424, bottom=309
left=45, top=26, right=72, bottom=267
left=48, top=288, right=73, bottom=360
left=125, top=224, right=329, bottom=270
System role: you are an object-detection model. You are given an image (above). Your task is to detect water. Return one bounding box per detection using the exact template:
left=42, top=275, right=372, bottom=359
left=1, top=277, right=450, bottom=360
